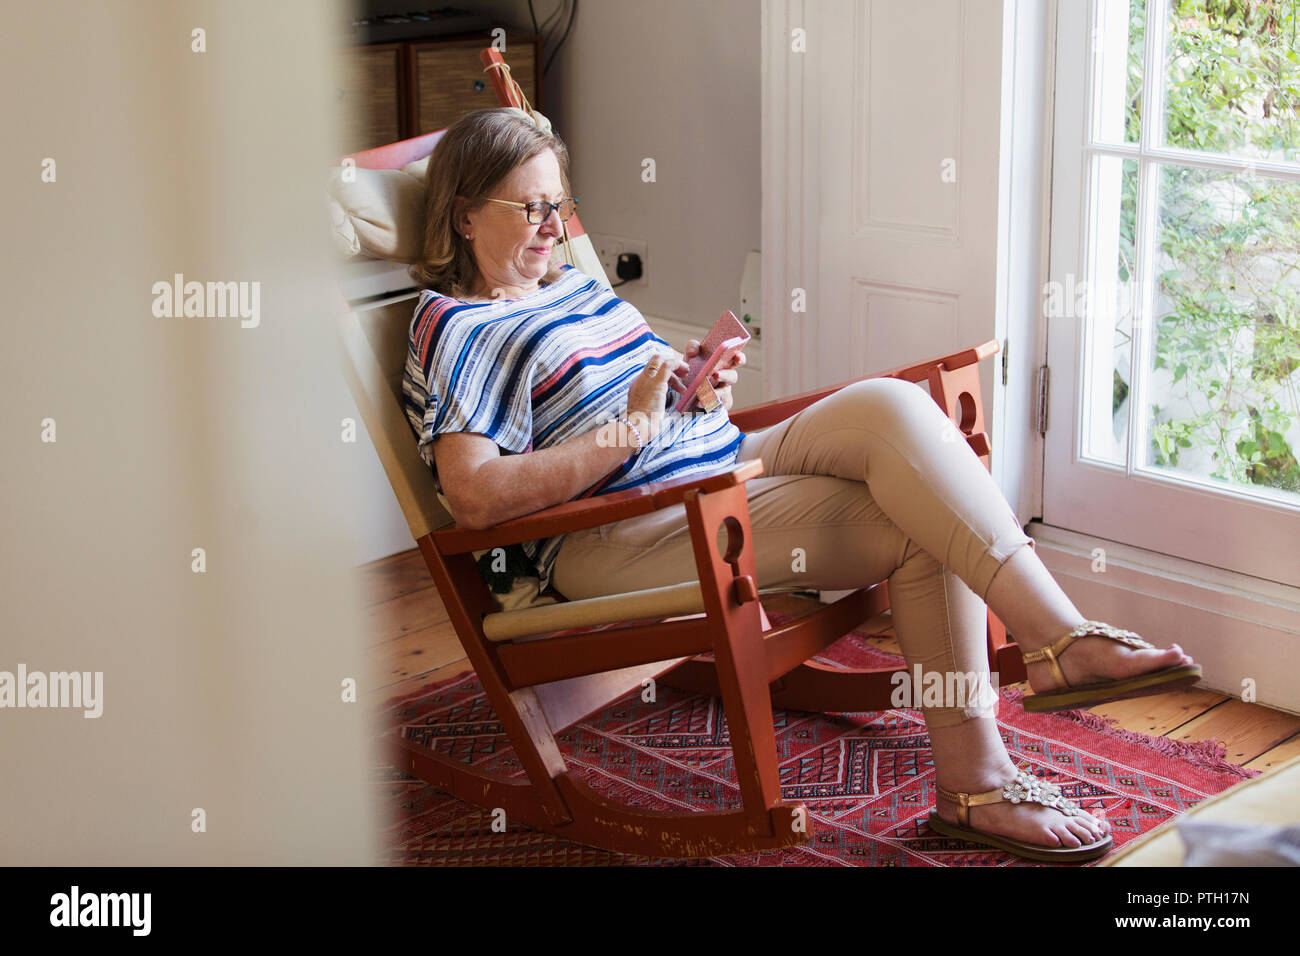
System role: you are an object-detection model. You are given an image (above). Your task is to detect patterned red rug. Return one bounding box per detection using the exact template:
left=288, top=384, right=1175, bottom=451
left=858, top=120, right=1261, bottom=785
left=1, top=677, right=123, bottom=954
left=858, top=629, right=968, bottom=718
left=379, top=614, right=1259, bottom=866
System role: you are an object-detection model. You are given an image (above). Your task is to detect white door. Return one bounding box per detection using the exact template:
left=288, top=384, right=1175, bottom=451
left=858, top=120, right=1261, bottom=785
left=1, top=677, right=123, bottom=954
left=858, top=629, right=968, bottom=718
left=1045, top=0, right=1300, bottom=586
left=763, top=0, right=1008, bottom=400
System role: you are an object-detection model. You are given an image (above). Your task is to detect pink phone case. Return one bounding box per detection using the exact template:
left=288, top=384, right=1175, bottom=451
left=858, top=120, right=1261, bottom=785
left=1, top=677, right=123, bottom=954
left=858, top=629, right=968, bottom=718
left=673, top=310, right=751, bottom=413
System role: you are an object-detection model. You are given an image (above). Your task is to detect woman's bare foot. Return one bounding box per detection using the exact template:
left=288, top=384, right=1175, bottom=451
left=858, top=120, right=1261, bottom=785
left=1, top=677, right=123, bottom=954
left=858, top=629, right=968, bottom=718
left=1020, top=621, right=1195, bottom=697
left=930, top=717, right=1111, bottom=851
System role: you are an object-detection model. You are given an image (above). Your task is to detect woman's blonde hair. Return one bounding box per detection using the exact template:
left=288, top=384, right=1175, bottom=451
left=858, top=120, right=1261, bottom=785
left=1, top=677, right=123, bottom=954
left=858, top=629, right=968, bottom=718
left=410, top=108, right=572, bottom=299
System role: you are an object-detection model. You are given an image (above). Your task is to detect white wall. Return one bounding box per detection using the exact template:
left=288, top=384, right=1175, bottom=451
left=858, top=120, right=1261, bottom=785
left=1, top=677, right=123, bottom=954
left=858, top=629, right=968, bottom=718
left=532, top=0, right=762, bottom=330
left=343, top=361, right=425, bottom=565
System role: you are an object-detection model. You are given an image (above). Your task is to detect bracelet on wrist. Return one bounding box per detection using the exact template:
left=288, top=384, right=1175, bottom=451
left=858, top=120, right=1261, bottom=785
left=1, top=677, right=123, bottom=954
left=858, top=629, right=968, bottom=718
left=617, top=414, right=644, bottom=454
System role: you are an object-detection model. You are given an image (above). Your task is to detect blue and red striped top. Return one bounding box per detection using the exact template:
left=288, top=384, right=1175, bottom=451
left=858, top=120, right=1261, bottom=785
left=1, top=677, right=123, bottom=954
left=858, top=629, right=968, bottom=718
left=402, top=263, right=744, bottom=593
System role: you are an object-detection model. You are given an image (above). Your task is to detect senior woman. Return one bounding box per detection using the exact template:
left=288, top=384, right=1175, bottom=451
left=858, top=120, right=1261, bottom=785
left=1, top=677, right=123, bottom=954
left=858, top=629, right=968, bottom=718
left=402, top=108, right=1200, bottom=863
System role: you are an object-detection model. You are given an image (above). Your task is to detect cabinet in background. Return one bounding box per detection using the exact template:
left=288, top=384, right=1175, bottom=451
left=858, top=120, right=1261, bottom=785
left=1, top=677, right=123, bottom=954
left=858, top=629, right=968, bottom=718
left=338, top=33, right=541, bottom=152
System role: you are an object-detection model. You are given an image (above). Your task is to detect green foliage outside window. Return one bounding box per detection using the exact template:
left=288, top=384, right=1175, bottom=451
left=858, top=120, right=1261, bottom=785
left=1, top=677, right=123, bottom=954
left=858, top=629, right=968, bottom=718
left=1115, top=0, right=1300, bottom=494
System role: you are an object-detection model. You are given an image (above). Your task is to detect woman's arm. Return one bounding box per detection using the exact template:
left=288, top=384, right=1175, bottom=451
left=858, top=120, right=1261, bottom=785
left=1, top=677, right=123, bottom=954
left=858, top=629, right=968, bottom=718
left=434, top=354, right=679, bottom=530
left=434, top=426, right=636, bottom=530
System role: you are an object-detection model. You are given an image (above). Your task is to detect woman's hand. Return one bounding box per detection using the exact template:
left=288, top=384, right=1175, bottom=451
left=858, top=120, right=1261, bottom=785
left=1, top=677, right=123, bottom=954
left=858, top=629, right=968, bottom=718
left=625, top=350, right=680, bottom=444
left=671, top=338, right=746, bottom=412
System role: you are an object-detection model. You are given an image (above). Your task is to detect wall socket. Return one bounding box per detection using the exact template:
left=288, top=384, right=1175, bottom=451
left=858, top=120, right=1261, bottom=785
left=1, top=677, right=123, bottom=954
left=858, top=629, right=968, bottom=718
left=589, top=232, right=648, bottom=288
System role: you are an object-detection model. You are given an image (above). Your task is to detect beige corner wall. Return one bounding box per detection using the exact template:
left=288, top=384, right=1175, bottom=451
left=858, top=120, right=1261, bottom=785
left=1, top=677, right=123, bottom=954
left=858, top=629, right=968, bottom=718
left=0, top=1, right=381, bottom=864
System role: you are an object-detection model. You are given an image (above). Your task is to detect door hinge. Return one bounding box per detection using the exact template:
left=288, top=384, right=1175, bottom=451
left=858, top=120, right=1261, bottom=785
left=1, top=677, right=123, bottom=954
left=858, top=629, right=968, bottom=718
left=1001, top=338, right=1009, bottom=387
left=1036, top=365, right=1050, bottom=436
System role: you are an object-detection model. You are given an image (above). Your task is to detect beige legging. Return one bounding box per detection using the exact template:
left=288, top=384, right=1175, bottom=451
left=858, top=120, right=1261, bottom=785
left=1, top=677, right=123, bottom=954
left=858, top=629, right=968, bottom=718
left=550, top=376, right=1036, bottom=728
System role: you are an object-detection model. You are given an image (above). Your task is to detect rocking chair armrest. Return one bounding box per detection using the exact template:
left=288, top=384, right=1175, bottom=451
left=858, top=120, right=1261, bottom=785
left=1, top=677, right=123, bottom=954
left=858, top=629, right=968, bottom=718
left=729, top=338, right=1000, bottom=432
left=433, top=459, right=766, bottom=555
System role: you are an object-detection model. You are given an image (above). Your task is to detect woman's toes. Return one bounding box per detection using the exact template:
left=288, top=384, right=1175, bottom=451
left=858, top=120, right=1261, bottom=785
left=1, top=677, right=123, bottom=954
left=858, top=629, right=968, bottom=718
left=1053, top=823, right=1082, bottom=848
left=1130, top=646, right=1185, bottom=676
left=1067, top=819, right=1097, bottom=843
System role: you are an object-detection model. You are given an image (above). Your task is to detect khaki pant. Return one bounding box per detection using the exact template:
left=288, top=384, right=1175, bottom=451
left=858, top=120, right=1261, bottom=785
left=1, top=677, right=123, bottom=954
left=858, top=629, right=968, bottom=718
left=551, top=377, right=1035, bottom=728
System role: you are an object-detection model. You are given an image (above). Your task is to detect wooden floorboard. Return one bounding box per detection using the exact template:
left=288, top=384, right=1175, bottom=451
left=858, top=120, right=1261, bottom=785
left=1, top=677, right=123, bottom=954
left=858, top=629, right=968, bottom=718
left=1166, top=699, right=1300, bottom=766
left=373, top=658, right=475, bottom=711
left=1245, top=733, right=1300, bottom=772
left=1083, top=688, right=1230, bottom=737
left=360, top=549, right=1300, bottom=769
left=363, top=586, right=450, bottom=648
left=358, top=548, right=435, bottom=607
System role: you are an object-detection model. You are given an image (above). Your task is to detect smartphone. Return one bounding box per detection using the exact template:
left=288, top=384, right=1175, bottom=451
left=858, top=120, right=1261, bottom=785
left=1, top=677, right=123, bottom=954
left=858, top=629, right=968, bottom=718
left=673, top=310, right=751, bottom=413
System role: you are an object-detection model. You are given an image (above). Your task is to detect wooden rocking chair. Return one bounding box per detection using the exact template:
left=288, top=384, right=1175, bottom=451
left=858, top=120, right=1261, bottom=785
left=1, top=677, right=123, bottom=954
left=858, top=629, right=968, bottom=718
left=334, top=48, right=1027, bottom=859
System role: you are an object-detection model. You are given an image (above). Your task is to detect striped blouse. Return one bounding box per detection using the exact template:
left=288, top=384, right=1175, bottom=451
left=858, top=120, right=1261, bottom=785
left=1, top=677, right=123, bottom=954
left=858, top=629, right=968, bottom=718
left=401, top=263, right=744, bottom=594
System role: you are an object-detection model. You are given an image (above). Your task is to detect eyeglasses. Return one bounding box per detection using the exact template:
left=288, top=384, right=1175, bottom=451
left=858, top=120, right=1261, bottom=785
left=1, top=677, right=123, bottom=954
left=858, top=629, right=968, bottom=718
left=483, top=197, right=579, bottom=224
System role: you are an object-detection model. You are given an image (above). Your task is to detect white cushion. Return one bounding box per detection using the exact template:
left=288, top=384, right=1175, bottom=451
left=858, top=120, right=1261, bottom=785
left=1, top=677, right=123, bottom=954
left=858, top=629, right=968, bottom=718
left=326, top=162, right=426, bottom=263
left=327, top=104, right=551, bottom=263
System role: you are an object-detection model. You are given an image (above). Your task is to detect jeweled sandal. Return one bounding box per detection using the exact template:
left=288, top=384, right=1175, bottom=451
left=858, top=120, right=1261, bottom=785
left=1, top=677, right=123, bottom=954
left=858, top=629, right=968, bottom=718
left=927, top=768, right=1114, bottom=863
left=1019, top=619, right=1202, bottom=713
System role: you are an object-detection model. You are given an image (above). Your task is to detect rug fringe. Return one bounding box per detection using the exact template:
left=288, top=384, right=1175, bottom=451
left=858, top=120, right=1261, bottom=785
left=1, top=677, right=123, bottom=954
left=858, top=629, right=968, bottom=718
left=1001, top=686, right=1260, bottom=779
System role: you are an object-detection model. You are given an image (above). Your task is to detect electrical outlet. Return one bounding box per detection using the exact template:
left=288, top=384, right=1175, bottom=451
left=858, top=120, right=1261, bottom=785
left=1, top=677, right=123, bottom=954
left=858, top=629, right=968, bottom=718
left=591, top=233, right=619, bottom=280
left=620, top=238, right=647, bottom=286
left=590, top=232, right=648, bottom=288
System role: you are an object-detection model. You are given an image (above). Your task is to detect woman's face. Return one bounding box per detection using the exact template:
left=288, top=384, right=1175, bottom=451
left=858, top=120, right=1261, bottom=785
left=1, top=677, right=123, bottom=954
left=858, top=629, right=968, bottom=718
left=459, top=150, right=566, bottom=299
